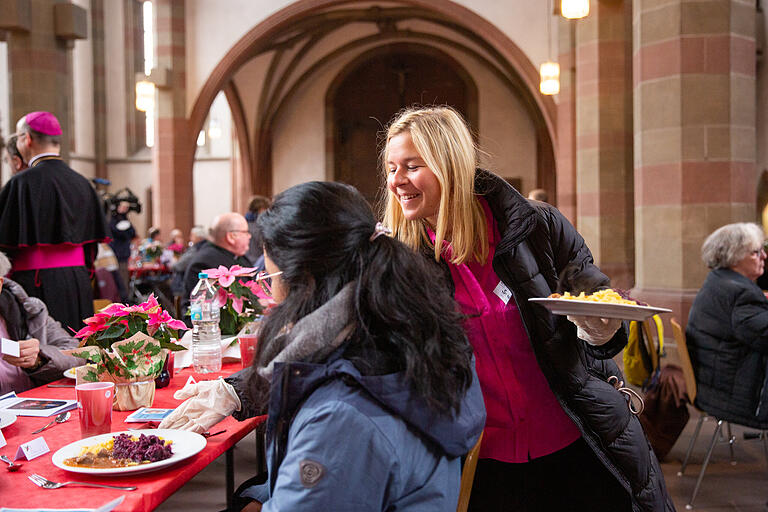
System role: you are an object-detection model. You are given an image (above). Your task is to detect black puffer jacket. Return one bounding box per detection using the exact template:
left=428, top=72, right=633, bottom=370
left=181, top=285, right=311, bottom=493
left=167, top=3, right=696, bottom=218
left=430, top=171, right=673, bottom=511
left=686, top=268, right=768, bottom=428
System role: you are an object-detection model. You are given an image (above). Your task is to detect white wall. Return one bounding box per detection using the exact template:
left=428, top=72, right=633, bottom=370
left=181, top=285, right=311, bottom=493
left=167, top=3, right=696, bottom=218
left=0, top=40, right=11, bottom=185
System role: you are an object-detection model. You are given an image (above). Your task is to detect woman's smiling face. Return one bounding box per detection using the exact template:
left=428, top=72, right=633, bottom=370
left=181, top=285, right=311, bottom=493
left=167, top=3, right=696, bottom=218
left=386, top=132, right=442, bottom=227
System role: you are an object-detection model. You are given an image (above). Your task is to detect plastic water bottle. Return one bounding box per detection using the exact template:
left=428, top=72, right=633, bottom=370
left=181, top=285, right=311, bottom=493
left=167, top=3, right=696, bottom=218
left=189, top=272, right=222, bottom=373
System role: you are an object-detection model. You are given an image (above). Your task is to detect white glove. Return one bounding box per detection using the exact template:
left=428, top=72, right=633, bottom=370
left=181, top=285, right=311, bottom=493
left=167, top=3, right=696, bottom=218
left=158, top=378, right=241, bottom=433
left=567, top=316, right=622, bottom=346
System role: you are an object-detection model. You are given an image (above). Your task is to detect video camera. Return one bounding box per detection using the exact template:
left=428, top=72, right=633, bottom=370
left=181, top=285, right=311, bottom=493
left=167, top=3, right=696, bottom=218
left=105, top=187, right=142, bottom=215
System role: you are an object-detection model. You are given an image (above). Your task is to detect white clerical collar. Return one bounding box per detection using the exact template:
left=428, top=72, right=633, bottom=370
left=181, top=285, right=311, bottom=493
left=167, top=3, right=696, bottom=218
left=28, top=152, right=61, bottom=168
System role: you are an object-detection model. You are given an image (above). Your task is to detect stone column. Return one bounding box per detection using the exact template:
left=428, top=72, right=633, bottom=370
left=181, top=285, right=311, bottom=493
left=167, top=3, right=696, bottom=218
left=575, top=0, right=635, bottom=289
left=152, top=0, right=193, bottom=236
left=633, top=0, right=756, bottom=324
left=3, top=0, right=87, bottom=161
left=556, top=18, right=577, bottom=223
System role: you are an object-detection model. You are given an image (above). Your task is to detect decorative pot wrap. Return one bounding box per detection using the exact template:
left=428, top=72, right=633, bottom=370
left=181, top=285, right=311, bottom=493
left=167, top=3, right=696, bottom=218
left=73, top=332, right=165, bottom=411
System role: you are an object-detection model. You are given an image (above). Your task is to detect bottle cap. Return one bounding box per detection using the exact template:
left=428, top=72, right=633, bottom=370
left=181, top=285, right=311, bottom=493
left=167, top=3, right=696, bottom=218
left=198, top=272, right=208, bottom=278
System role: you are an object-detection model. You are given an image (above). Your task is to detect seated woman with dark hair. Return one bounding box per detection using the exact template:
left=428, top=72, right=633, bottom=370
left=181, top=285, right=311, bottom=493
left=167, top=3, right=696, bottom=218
left=160, top=181, right=485, bottom=511
left=687, top=222, right=768, bottom=428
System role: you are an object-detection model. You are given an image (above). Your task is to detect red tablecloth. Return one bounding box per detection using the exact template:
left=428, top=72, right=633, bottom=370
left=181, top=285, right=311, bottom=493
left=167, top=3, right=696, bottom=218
left=0, top=363, right=265, bottom=511
left=128, top=263, right=169, bottom=279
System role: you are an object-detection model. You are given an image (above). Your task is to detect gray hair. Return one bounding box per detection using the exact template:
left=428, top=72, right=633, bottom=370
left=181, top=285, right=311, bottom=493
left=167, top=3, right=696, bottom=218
left=190, top=225, right=207, bottom=240
left=701, top=222, right=765, bottom=269
left=0, top=251, right=10, bottom=277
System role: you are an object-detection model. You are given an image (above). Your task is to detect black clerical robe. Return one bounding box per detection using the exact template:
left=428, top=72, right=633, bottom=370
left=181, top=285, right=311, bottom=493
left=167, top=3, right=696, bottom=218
left=0, top=157, right=109, bottom=330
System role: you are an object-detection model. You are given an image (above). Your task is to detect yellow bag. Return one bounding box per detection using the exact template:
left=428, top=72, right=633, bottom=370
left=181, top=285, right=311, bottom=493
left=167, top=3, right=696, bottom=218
left=624, top=315, right=664, bottom=388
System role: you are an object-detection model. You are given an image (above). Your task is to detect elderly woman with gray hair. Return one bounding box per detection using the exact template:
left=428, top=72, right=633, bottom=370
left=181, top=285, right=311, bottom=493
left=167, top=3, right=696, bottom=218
left=686, top=222, right=768, bottom=428
left=0, top=252, right=83, bottom=395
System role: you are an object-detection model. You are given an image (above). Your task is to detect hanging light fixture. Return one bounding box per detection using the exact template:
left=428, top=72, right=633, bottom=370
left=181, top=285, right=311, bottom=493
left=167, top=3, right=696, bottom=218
left=539, top=62, right=560, bottom=95
left=540, top=0, right=560, bottom=95
left=135, top=79, right=155, bottom=112
left=561, top=0, right=589, bottom=19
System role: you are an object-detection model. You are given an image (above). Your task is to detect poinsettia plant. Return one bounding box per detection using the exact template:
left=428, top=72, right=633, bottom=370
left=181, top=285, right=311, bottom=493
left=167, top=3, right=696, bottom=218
left=203, top=265, right=275, bottom=336
left=74, top=294, right=187, bottom=352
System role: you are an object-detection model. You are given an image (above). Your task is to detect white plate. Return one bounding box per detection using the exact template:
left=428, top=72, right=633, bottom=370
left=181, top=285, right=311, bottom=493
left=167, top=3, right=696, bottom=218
left=528, top=297, right=672, bottom=321
left=52, top=429, right=206, bottom=475
left=63, top=364, right=97, bottom=380
left=0, top=410, right=17, bottom=429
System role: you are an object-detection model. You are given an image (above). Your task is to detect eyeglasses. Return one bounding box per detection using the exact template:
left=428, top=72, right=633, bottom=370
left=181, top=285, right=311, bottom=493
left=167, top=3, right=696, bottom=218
left=254, top=271, right=282, bottom=295
left=750, top=248, right=766, bottom=256
left=229, top=230, right=252, bottom=237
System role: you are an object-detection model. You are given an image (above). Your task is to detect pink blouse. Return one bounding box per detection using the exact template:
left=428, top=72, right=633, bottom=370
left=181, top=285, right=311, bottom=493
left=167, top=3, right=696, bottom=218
left=429, top=198, right=580, bottom=462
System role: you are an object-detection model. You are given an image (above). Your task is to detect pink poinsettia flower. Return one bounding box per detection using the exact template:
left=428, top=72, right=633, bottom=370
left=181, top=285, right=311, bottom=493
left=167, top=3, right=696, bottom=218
left=100, top=303, right=131, bottom=317
left=231, top=296, right=244, bottom=314
left=139, top=294, right=161, bottom=314
left=148, top=308, right=188, bottom=334
left=204, top=265, right=257, bottom=288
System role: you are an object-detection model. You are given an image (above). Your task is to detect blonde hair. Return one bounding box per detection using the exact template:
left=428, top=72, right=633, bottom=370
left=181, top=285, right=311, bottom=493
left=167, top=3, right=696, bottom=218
left=382, top=106, right=488, bottom=265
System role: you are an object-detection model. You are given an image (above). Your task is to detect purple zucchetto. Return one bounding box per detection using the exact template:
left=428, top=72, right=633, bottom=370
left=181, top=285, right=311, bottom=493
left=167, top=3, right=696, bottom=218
left=24, top=111, right=62, bottom=136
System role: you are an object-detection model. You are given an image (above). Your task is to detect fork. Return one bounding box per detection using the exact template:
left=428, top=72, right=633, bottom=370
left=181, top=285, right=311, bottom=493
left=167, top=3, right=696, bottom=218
left=28, top=473, right=137, bottom=490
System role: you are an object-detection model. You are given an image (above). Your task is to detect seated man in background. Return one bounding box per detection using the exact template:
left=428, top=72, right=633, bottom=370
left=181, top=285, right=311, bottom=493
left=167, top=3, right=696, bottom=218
left=0, top=252, right=84, bottom=395
left=687, top=222, right=768, bottom=428
left=180, top=213, right=253, bottom=314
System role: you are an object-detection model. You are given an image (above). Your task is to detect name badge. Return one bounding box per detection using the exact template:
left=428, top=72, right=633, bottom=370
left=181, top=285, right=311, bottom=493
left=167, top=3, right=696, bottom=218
left=493, top=281, right=512, bottom=305
left=15, top=436, right=50, bottom=461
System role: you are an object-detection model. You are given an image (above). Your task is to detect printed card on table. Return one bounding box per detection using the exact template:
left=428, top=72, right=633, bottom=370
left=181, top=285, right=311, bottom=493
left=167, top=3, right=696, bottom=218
left=125, top=407, right=174, bottom=422
left=0, top=396, right=77, bottom=417
left=14, top=436, right=49, bottom=461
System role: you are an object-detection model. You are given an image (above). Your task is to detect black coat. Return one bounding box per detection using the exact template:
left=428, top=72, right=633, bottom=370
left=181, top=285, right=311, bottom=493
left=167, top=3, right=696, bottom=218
left=686, top=268, right=768, bottom=428
left=430, top=171, right=673, bottom=511
left=180, top=242, right=252, bottom=314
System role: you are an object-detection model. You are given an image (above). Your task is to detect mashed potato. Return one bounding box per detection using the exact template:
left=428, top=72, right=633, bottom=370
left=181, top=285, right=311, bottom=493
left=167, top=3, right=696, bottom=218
left=549, top=289, right=637, bottom=305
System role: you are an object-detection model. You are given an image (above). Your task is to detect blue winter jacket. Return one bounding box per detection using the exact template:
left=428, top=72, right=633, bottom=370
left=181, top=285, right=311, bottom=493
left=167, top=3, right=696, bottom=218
left=236, top=355, right=486, bottom=511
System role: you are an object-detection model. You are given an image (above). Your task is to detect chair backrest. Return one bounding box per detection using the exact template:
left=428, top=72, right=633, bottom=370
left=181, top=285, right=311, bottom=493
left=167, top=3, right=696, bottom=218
left=456, top=432, right=483, bottom=512
left=92, top=298, right=112, bottom=313
left=641, top=319, right=660, bottom=372
left=670, top=318, right=697, bottom=404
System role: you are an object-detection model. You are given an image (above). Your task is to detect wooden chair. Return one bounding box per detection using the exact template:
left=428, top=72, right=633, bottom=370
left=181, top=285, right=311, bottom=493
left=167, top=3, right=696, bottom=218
left=456, top=432, right=483, bottom=512
left=173, top=295, right=182, bottom=320
left=92, top=298, right=112, bottom=313
left=670, top=318, right=768, bottom=509
left=641, top=318, right=661, bottom=376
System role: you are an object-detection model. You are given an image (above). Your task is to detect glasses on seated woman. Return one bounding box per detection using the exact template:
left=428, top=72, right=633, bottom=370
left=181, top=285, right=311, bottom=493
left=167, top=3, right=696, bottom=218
left=228, top=181, right=485, bottom=512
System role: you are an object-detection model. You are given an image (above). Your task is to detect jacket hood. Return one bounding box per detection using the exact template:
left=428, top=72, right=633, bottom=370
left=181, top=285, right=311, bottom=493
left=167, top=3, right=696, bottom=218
left=269, top=357, right=485, bottom=458
left=260, top=282, right=485, bottom=458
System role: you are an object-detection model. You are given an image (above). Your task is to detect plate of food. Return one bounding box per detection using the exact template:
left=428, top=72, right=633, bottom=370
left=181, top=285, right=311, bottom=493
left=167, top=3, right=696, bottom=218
left=52, top=429, right=206, bottom=475
left=63, top=363, right=97, bottom=380
left=529, top=289, right=672, bottom=321
left=0, top=410, right=17, bottom=429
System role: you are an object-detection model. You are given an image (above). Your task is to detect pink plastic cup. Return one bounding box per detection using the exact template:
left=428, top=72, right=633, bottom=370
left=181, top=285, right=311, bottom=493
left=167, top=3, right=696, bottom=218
left=239, top=335, right=258, bottom=369
left=76, top=382, right=115, bottom=438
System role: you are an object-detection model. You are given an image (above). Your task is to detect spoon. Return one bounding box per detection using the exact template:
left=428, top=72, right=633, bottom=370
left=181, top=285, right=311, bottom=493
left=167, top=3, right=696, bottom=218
left=31, top=411, right=71, bottom=434
left=0, top=454, right=22, bottom=472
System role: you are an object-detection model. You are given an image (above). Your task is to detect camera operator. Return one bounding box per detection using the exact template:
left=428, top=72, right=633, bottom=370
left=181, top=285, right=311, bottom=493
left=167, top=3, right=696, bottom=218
left=108, top=201, right=136, bottom=302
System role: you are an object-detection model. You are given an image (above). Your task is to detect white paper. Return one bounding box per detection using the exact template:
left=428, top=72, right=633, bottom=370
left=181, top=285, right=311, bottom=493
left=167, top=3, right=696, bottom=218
left=1, top=338, right=20, bottom=357
left=0, top=429, right=6, bottom=448
left=175, top=330, right=240, bottom=369
left=14, top=436, right=49, bottom=461
left=0, top=396, right=78, bottom=417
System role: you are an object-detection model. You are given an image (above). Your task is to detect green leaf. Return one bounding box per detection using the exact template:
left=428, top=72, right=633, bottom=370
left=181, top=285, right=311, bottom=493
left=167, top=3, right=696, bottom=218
left=97, top=323, right=127, bottom=341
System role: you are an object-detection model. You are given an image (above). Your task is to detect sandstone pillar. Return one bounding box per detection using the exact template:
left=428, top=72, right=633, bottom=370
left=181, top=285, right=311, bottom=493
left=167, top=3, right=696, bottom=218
left=633, top=0, right=756, bottom=325
left=575, top=0, right=635, bottom=289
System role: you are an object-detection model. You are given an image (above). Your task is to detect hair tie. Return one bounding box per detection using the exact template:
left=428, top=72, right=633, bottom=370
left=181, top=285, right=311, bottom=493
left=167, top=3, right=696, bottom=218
left=369, top=222, right=392, bottom=242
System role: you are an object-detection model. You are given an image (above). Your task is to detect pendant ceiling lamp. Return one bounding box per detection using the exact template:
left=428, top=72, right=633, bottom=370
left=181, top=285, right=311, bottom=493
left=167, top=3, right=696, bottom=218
left=539, top=62, right=560, bottom=95
left=135, top=79, right=155, bottom=112
left=561, top=0, right=589, bottom=19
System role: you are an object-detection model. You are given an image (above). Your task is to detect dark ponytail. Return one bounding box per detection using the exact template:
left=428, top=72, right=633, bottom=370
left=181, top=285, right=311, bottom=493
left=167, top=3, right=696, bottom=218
left=250, top=181, right=472, bottom=415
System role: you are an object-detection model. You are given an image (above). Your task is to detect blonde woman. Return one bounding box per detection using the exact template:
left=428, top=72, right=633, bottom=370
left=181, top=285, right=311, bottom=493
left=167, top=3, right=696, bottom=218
left=382, top=106, right=673, bottom=511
